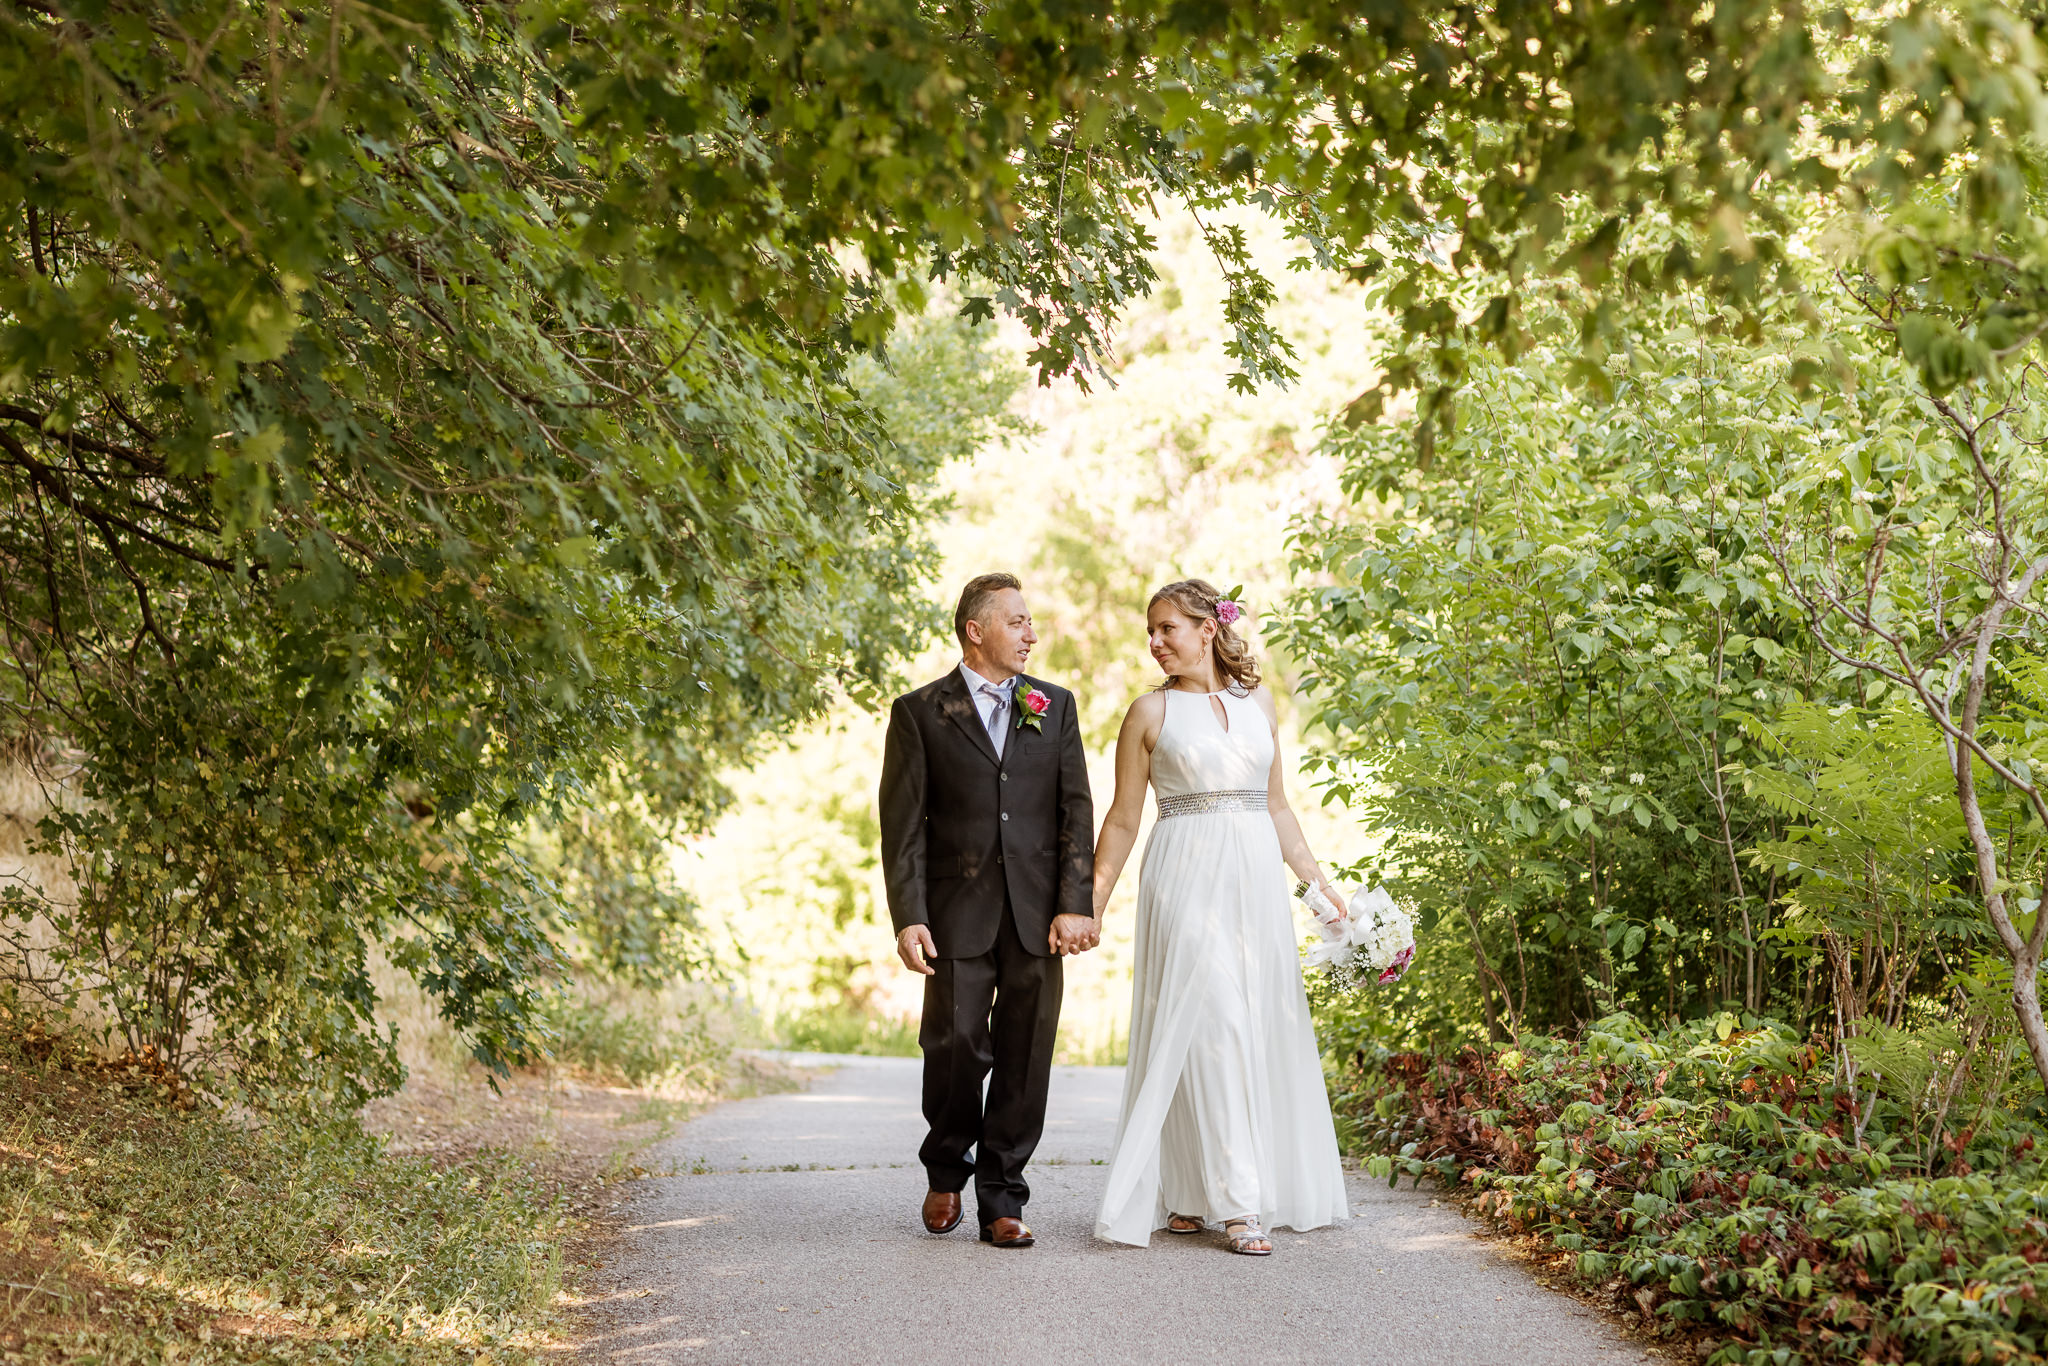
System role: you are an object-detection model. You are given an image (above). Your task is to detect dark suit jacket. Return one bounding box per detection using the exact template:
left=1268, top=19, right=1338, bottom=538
left=878, top=669, right=1094, bottom=959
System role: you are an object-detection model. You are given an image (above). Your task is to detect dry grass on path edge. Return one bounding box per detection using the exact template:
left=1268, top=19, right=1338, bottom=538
left=0, top=1023, right=798, bottom=1365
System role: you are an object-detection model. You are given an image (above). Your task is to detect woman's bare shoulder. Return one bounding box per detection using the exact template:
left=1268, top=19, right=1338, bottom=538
left=1124, top=690, right=1169, bottom=727
left=1115, top=690, right=1168, bottom=753
left=1246, top=684, right=1279, bottom=722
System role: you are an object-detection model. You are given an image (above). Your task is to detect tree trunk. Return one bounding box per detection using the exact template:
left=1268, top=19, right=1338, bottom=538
left=1956, top=746, right=2048, bottom=1094
left=1708, top=635, right=1757, bottom=1012
left=1459, top=898, right=1514, bottom=1044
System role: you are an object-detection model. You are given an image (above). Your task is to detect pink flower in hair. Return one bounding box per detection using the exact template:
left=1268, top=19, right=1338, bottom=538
left=1215, top=599, right=1243, bottom=626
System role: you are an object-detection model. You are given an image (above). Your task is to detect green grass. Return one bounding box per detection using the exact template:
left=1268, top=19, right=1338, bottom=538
left=772, top=1005, right=1128, bottom=1064
left=541, top=981, right=734, bottom=1088
left=1056, top=1025, right=1128, bottom=1067
left=773, top=1003, right=919, bottom=1057
left=0, top=1033, right=569, bottom=1364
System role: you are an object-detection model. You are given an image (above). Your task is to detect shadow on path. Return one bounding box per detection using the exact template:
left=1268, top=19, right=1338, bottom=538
left=571, top=1055, right=1662, bottom=1366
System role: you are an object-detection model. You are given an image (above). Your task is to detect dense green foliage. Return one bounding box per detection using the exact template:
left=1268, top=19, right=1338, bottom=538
left=1277, top=0, right=2048, bottom=1080
left=0, top=0, right=1051, bottom=1095
left=1342, top=1020, right=2048, bottom=1365
left=0, top=0, right=1030, bottom=1093
left=1283, top=243, right=1992, bottom=1040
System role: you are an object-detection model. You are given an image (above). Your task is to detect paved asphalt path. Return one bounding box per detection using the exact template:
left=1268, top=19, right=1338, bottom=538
left=575, top=1055, right=1660, bottom=1365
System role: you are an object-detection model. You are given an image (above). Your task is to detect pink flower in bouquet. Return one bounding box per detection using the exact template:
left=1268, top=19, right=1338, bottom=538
left=1023, top=688, right=1050, bottom=715
left=1215, top=599, right=1243, bottom=626
left=1377, top=944, right=1415, bottom=985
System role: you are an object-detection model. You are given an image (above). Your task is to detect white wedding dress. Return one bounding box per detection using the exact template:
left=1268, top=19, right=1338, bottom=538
left=1094, top=688, right=1349, bottom=1245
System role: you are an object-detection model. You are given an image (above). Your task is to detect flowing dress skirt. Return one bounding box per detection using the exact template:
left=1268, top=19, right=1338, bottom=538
left=1093, top=806, right=1349, bottom=1245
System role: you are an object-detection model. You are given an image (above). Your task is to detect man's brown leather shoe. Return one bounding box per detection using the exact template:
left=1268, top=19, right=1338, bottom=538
left=922, top=1190, right=962, bottom=1235
left=979, top=1216, right=1034, bottom=1248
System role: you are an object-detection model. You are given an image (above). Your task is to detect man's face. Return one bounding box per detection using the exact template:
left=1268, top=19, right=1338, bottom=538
left=968, top=588, right=1037, bottom=676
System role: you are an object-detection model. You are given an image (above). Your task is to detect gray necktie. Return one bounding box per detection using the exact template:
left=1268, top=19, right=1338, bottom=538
left=979, top=682, right=1008, bottom=758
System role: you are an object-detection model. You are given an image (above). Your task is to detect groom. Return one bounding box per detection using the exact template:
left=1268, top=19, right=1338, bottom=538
left=878, top=573, right=1098, bottom=1249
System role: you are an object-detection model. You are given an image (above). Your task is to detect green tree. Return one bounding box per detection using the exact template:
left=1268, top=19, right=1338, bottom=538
left=1278, top=202, right=1992, bottom=1046
left=0, top=0, right=1051, bottom=1093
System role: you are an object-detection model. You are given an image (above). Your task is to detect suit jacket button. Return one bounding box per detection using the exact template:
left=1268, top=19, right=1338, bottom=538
left=1001, top=772, right=1009, bottom=781
left=1000, top=812, right=1009, bottom=821
left=996, top=855, right=1004, bottom=865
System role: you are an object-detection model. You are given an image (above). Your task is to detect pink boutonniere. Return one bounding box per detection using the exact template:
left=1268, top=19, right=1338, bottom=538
left=1014, top=680, right=1051, bottom=733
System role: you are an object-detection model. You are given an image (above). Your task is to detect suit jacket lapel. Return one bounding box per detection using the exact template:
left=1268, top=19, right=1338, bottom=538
left=937, top=669, right=1002, bottom=767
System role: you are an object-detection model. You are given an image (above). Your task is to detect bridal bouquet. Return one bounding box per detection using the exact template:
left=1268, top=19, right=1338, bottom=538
left=1302, top=883, right=1416, bottom=994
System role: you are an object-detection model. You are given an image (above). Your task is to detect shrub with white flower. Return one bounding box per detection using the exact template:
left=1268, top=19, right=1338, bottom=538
left=1832, top=525, right=1857, bottom=542
left=1693, top=546, right=1721, bottom=567
left=1496, top=780, right=1518, bottom=795
left=1304, top=884, right=1416, bottom=994
left=1524, top=761, right=1544, bottom=776
left=1574, top=783, right=1594, bottom=801
left=1629, top=772, right=1646, bottom=785
left=1651, top=643, right=1674, bottom=658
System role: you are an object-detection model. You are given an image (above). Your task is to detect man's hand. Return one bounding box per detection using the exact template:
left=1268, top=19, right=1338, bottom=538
left=897, top=924, right=937, bottom=975
left=1049, top=913, right=1101, bottom=956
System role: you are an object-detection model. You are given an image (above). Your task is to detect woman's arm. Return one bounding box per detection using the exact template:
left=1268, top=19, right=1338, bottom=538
left=1256, top=689, right=1346, bottom=918
left=1091, top=693, right=1164, bottom=917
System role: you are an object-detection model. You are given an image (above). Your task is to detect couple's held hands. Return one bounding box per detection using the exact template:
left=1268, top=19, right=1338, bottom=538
left=898, top=915, right=1100, bottom=971
left=1049, top=912, right=1101, bottom=957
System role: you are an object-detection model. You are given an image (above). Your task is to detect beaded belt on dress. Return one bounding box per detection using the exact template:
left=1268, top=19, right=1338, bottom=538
left=1155, top=789, right=1267, bottom=819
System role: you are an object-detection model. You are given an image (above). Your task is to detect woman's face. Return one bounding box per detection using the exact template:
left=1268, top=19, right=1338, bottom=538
left=1147, top=601, right=1216, bottom=679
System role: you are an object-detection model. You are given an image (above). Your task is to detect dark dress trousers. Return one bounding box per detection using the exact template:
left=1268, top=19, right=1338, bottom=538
left=878, top=669, right=1094, bottom=1224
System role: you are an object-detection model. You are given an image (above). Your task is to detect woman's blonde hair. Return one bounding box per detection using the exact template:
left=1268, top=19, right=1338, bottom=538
left=1148, top=578, right=1260, bottom=694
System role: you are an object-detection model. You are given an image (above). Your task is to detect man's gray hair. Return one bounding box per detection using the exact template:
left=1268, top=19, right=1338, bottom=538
left=954, top=572, right=1022, bottom=647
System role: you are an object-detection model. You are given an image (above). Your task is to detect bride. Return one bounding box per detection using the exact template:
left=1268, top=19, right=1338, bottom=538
left=1090, top=579, right=1350, bottom=1255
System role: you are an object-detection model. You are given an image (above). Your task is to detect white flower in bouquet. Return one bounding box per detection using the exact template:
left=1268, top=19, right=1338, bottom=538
left=1345, top=886, right=1416, bottom=982
left=1302, top=882, right=1416, bottom=994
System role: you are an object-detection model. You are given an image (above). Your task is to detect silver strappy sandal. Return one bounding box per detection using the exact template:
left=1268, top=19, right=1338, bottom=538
left=1224, top=1217, right=1273, bottom=1255
left=1166, top=1213, right=1203, bottom=1234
